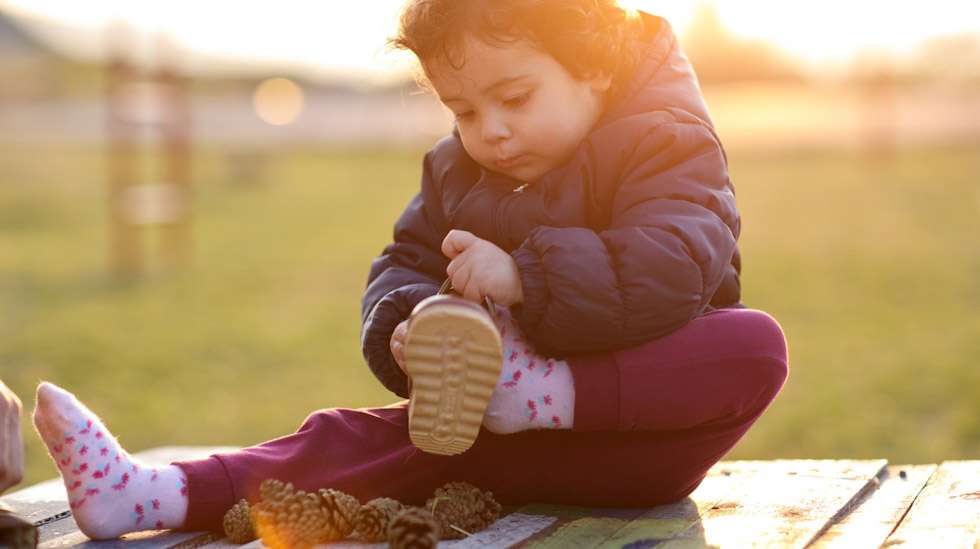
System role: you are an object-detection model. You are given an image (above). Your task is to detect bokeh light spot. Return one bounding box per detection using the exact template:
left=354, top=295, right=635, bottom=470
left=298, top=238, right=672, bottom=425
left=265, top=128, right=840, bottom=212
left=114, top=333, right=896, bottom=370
left=253, top=78, right=305, bottom=126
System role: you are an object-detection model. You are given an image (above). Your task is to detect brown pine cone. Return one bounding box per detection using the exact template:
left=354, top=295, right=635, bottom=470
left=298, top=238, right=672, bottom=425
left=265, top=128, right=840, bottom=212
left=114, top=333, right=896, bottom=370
left=259, top=478, right=290, bottom=503
left=353, top=497, right=404, bottom=542
left=222, top=499, right=257, bottom=544
left=388, top=506, right=441, bottom=549
left=317, top=488, right=361, bottom=538
left=425, top=481, right=501, bottom=539
left=251, top=480, right=349, bottom=548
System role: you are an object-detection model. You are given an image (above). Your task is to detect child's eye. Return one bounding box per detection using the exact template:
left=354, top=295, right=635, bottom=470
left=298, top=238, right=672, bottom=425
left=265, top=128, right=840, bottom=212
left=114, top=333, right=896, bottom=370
left=454, top=110, right=474, bottom=121
left=504, top=92, right=531, bottom=108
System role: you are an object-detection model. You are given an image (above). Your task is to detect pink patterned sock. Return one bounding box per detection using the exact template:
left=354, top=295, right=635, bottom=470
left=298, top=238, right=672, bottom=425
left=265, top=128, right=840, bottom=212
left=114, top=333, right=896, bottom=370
left=482, top=306, right=575, bottom=434
left=32, top=382, right=188, bottom=540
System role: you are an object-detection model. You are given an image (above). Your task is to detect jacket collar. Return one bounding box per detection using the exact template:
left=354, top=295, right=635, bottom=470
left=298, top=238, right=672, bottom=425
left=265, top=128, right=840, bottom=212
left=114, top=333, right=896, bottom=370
left=595, top=12, right=714, bottom=131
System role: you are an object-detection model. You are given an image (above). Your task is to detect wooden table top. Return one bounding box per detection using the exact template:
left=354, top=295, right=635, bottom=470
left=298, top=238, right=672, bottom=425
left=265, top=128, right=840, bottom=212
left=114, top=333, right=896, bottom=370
left=2, top=447, right=977, bottom=548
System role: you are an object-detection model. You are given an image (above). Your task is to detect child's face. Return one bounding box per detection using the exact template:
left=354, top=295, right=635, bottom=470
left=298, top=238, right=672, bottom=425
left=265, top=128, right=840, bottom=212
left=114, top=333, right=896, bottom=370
left=426, top=36, right=611, bottom=183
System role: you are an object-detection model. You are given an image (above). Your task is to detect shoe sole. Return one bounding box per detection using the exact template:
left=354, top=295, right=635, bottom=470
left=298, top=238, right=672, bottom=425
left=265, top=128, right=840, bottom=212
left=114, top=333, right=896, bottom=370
left=404, top=301, right=503, bottom=455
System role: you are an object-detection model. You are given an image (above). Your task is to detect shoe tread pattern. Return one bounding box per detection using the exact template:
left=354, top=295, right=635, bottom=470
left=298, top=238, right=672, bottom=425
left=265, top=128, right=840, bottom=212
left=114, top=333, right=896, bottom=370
left=405, top=308, right=503, bottom=455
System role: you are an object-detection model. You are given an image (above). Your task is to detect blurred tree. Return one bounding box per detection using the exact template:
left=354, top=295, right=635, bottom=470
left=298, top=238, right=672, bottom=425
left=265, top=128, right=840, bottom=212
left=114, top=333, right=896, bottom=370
left=849, top=51, right=899, bottom=157
left=913, top=33, right=980, bottom=88
left=681, top=0, right=804, bottom=85
left=847, top=33, right=980, bottom=89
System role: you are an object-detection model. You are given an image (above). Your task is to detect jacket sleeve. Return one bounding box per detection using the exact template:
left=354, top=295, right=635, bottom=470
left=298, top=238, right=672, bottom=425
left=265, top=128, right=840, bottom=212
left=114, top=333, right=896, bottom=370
left=510, top=114, right=739, bottom=356
left=361, top=146, right=452, bottom=397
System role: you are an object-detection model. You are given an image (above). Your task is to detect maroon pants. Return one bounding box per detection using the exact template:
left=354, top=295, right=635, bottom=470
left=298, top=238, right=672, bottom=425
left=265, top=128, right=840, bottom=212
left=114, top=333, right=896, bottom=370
left=175, top=308, right=788, bottom=531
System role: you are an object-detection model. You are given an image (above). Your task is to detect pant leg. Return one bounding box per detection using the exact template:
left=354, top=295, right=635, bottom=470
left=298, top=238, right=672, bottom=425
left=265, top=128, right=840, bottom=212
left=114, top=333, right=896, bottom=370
left=173, top=403, right=458, bottom=531
left=448, top=308, right=789, bottom=508
left=174, top=308, right=788, bottom=532
left=569, top=308, right=789, bottom=432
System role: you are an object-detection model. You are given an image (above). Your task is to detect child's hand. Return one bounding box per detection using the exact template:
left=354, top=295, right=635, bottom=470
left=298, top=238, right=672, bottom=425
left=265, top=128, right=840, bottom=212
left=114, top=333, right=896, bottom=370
left=442, top=230, right=524, bottom=306
left=390, top=320, right=409, bottom=374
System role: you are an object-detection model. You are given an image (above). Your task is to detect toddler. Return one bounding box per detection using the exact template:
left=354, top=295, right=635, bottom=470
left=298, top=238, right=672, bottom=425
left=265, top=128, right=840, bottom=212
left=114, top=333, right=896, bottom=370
left=31, top=0, right=788, bottom=540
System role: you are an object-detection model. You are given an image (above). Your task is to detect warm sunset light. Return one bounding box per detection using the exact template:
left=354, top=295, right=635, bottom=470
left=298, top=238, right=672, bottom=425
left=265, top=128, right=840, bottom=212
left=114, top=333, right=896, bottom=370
left=620, top=0, right=980, bottom=62
left=253, top=77, right=305, bottom=126
left=1, top=0, right=977, bottom=79
left=3, top=0, right=980, bottom=544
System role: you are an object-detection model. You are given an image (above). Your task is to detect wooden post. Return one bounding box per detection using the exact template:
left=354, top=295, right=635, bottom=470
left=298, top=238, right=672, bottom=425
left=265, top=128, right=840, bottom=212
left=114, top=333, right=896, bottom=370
left=106, top=47, right=141, bottom=277
left=861, top=59, right=897, bottom=160
left=105, top=28, right=192, bottom=278
left=156, top=36, right=193, bottom=269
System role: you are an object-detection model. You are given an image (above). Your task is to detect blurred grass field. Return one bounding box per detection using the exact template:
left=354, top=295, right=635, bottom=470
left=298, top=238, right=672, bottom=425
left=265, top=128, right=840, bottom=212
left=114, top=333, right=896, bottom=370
left=2, top=143, right=978, bottom=488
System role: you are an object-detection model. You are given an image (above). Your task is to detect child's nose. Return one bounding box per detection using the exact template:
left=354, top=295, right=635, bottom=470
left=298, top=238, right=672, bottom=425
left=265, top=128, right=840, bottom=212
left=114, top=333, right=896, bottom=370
left=481, top=115, right=512, bottom=144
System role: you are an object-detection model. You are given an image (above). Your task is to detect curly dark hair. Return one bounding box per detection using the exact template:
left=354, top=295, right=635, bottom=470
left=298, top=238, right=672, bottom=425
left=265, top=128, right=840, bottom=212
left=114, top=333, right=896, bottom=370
left=389, top=0, right=647, bottom=99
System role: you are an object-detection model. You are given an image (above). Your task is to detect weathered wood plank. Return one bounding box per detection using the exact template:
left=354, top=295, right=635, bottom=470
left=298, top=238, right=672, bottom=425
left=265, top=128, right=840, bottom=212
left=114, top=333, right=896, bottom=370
left=592, top=498, right=715, bottom=548
left=657, top=459, right=888, bottom=549
left=512, top=504, right=647, bottom=548
left=515, top=460, right=887, bottom=549
left=39, top=530, right=216, bottom=549
left=883, top=461, right=980, bottom=549
left=12, top=454, right=941, bottom=548
left=308, top=512, right=557, bottom=548
left=590, top=471, right=735, bottom=549
left=706, top=459, right=888, bottom=481
left=190, top=539, right=243, bottom=549
left=807, top=465, right=936, bottom=548
left=433, top=513, right=557, bottom=548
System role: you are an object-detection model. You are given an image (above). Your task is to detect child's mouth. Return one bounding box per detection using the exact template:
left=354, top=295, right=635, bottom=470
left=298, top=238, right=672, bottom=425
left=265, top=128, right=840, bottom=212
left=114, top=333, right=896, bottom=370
left=495, top=154, right=529, bottom=169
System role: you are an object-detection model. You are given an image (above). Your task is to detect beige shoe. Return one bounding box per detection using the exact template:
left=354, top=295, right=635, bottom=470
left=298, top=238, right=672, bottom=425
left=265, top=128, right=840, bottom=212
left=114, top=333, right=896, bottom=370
left=404, top=290, right=503, bottom=455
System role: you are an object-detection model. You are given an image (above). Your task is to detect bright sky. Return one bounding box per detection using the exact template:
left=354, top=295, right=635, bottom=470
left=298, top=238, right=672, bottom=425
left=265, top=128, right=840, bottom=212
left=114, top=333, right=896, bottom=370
left=2, top=0, right=978, bottom=82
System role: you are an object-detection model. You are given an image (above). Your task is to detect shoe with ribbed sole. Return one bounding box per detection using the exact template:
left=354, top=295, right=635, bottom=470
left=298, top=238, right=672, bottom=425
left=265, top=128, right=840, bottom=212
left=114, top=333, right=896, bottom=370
left=404, top=294, right=503, bottom=455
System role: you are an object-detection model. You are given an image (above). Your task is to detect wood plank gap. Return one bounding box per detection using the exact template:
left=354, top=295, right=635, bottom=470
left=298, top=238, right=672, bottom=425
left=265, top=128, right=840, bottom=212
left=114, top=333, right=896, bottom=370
left=881, top=461, right=980, bottom=548
left=807, top=465, right=937, bottom=548
left=669, top=459, right=889, bottom=548
left=801, top=460, right=891, bottom=547
left=879, top=465, right=938, bottom=542
left=33, top=510, right=72, bottom=528
left=167, top=532, right=222, bottom=548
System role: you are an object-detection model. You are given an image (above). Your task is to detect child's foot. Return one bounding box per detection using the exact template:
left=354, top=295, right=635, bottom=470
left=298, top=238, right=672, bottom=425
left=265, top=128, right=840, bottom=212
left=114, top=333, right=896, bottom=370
left=32, top=382, right=188, bottom=540
left=404, top=294, right=503, bottom=455
left=482, top=307, right=575, bottom=434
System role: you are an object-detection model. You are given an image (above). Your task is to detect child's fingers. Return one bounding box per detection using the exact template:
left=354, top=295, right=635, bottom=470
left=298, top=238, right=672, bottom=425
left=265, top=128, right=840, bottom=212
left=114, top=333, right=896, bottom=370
left=461, top=282, right=483, bottom=304
left=446, top=250, right=470, bottom=279
left=441, top=229, right=477, bottom=259
left=389, top=332, right=406, bottom=373
left=391, top=342, right=406, bottom=373
left=392, top=320, right=408, bottom=343
left=450, top=263, right=473, bottom=297
left=391, top=320, right=412, bottom=374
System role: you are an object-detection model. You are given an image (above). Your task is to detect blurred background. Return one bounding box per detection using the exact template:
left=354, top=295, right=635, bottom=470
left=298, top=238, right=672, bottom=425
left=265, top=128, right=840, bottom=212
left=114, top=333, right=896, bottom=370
left=1, top=0, right=977, bottom=487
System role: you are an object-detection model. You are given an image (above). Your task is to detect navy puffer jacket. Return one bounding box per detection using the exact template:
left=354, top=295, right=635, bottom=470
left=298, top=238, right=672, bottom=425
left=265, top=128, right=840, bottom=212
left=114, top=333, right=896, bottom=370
left=361, top=13, right=741, bottom=398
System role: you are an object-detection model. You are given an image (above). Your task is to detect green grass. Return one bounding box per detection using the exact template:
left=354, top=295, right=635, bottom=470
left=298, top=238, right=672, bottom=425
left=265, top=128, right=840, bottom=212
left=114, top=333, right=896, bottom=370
left=2, top=143, right=978, bottom=488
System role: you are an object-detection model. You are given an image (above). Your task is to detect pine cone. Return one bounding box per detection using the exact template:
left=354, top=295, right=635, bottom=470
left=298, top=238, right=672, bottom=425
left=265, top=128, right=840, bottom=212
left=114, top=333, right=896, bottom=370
left=251, top=480, right=349, bottom=548
left=388, top=506, right=440, bottom=549
left=425, top=481, right=501, bottom=539
left=222, top=499, right=257, bottom=544
left=317, top=488, right=361, bottom=538
left=259, top=478, right=290, bottom=502
left=353, top=497, right=404, bottom=542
